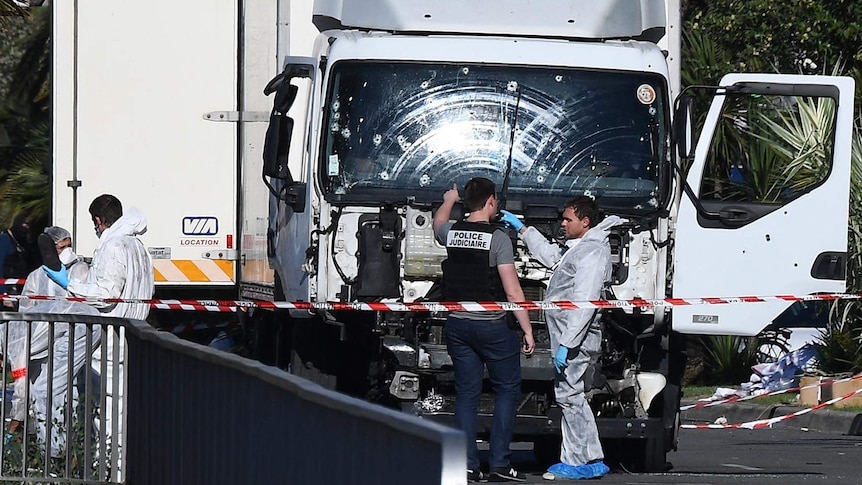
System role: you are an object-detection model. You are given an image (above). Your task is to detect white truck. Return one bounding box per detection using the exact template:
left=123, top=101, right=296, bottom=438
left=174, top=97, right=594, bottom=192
left=52, top=0, right=855, bottom=471
left=259, top=0, right=854, bottom=470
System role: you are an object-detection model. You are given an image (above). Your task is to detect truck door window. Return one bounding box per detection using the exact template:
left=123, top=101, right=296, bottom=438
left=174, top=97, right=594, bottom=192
left=699, top=93, right=836, bottom=204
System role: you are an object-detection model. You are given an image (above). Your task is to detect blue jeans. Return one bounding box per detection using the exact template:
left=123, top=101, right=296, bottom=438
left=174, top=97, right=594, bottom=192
left=445, top=315, right=521, bottom=471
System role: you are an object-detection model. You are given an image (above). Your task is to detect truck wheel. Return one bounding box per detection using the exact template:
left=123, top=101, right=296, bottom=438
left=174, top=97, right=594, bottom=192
left=639, top=437, right=671, bottom=472
left=247, top=309, right=279, bottom=367
left=622, top=438, right=673, bottom=473
left=532, top=436, right=562, bottom=467
left=289, top=318, right=338, bottom=390
left=290, top=346, right=337, bottom=390
left=605, top=437, right=670, bottom=473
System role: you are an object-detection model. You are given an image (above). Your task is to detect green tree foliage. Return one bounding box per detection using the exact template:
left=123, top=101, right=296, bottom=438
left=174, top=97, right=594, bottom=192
left=3, top=7, right=49, bottom=121
left=0, top=0, right=36, bottom=99
left=815, top=301, right=862, bottom=375
left=0, top=0, right=28, bottom=26
left=0, top=5, right=49, bottom=230
left=683, top=1, right=862, bottom=76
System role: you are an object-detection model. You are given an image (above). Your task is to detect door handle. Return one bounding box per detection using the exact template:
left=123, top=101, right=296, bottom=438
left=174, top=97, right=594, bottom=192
left=719, top=209, right=750, bottom=222
left=811, top=252, right=846, bottom=280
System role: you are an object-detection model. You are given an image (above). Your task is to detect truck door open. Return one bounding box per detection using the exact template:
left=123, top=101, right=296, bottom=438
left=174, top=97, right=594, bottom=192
left=673, top=74, right=855, bottom=336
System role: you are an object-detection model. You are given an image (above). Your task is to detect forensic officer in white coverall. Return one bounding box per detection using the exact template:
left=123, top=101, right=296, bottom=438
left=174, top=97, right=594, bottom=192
left=20, top=226, right=91, bottom=310
left=44, top=195, right=154, bottom=473
left=5, top=226, right=101, bottom=457
left=501, top=196, right=625, bottom=481
left=4, top=301, right=101, bottom=457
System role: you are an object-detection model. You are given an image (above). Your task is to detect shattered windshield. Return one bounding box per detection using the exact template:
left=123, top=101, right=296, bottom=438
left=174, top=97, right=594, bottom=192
left=321, top=61, right=668, bottom=214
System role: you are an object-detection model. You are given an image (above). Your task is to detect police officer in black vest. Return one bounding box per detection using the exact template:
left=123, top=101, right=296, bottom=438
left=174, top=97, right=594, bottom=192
left=433, top=177, right=535, bottom=483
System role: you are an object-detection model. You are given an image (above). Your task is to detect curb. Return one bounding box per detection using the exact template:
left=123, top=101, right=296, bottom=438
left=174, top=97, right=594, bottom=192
left=681, top=402, right=862, bottom=435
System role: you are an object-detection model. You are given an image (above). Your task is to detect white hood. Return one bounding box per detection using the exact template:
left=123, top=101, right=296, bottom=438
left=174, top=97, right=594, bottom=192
left=98, top=207, right=148, bottom=246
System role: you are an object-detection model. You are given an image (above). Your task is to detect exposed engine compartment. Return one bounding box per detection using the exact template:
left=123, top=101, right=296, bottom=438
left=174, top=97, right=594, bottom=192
left=304, top=203, right=670, bottom=429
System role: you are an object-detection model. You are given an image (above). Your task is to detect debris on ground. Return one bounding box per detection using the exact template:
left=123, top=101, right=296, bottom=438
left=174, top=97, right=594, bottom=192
left=701, top=344, right=818, bottom=402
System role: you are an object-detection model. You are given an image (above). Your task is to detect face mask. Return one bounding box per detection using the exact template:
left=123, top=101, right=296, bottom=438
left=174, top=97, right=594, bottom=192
left=59, top=247, right=77, bottom=266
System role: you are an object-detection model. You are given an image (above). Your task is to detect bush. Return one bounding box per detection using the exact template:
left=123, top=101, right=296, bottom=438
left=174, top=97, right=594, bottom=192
left=814, top=301, right=862, bottom=375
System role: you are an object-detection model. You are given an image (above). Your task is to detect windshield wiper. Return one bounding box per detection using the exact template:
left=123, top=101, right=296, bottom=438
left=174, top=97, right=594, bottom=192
left=498, top=86, right=522, bottom=209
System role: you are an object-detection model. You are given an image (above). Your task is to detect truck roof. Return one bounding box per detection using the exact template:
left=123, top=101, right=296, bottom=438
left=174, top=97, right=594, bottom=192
left=313, top=0, right=666, bottom=43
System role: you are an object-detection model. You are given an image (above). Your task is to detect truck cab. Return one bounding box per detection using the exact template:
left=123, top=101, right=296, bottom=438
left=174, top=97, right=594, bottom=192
left=255, top=0, right=855, bottom=470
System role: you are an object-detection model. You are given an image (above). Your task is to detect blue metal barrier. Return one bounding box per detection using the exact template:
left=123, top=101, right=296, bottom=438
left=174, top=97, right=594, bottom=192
left=124, top=319, right=466, bottom=485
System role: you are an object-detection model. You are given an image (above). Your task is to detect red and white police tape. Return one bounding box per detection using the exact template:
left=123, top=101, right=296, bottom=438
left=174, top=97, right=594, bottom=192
left=1, top=290, right=861, bottom=313
left=0, top=279, right=26, bottom=285
left=5, top=282, right=859, bottom=425
left=680, top=385, right=862, bottom=430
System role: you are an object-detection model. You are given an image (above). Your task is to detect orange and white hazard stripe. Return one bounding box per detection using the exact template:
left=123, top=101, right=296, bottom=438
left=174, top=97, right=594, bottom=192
left=152, top=260, right=234, bottom=283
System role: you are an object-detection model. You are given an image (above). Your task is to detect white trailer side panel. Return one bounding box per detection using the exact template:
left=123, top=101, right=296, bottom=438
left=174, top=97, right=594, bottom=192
left=239, top=0, right=317, bottom=291
left=53, top=0, right=239, bottom=286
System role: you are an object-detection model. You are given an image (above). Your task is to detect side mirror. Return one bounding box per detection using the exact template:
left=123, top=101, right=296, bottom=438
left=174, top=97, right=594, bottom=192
left=262, top=58, right=315, bottom=199
left=263, top=114, right=294, bottom=180
left=673, top=93, right=696, bottom=160
left=263, top=84, right=299, bottom=180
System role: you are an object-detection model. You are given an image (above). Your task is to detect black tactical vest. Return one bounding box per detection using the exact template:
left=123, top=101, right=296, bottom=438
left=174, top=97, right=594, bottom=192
left=442, top=221, right=505, bottom=302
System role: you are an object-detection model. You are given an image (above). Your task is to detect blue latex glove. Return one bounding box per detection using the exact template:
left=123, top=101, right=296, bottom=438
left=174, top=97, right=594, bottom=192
left=498, top=210, right=524, bottom=232
left=42, top=264, right=69, bottom=290
left=553, top=346, right=569, bottom=373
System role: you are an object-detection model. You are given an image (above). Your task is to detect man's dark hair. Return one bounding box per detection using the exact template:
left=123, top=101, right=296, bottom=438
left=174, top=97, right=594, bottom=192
left=8, top=214, right=29, bottom=245
left=89, top=194, right=123, bottom=227
left=565, top=196, right=602, bottom=228
left=463, top=177, right=496, bottom=212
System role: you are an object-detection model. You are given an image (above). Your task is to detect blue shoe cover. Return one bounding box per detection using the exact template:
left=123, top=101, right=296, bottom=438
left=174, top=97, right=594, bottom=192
left=581, top=461, right=610, bottom=478
left=546, top=463, right=570, bottom=476
left=545, top=461, right=609, bottom=480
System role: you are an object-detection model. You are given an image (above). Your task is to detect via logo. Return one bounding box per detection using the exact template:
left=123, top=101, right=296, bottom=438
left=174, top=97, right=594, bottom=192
left=182, top=216, right=218, bottom=236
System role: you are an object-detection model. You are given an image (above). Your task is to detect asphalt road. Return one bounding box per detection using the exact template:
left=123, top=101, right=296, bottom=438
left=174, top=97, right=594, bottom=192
left=485, top=428, right=861, bottom=484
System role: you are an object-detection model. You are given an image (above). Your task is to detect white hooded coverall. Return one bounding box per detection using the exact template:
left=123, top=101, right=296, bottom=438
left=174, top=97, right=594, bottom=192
left=67, top=207, right=154, bottom=460
left=3, top=298, right=101, bottom=457
left=7, top=257, right=100, bottom=457
left=520, top=215, right=625, bottom=466
left=67, top=207, right=154, bottom=321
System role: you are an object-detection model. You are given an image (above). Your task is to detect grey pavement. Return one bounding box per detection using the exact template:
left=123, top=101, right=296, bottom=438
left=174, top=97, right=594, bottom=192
left=477, top=427, right=862, bottom=484
left=465, top=402, right=862, bottom=484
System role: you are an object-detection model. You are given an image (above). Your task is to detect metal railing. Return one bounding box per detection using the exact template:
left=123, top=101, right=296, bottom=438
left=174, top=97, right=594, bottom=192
left=0, top=310, right=466, bottom=484
left=0, top=308, right=123, bottom=484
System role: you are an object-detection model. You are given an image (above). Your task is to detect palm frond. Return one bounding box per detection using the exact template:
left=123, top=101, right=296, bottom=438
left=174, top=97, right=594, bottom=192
left=2, top=152, right=49, bottom=215
left=0, top=121, right=50, bottom=226
left=0, top=1, right=29, bottom=27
